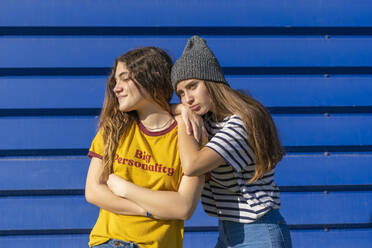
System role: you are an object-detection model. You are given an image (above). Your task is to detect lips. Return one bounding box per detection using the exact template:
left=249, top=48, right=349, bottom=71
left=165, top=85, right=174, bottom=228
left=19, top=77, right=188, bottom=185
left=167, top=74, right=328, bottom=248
left=190, top=104, right=200, bottom=111
left=117, top=95, right=127, bottom=100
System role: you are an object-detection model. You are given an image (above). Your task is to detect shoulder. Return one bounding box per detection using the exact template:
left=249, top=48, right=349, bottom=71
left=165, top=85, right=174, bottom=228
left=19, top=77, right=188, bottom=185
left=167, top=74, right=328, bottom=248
left=216, top=115, right=246, bottom=135
left=224, top=115, right=244, bottom=126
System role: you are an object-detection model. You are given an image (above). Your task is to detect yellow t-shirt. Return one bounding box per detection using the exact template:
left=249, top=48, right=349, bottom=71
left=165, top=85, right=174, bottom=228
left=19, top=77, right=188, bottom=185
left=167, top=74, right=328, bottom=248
left=88, top=120, right=184, bottom=248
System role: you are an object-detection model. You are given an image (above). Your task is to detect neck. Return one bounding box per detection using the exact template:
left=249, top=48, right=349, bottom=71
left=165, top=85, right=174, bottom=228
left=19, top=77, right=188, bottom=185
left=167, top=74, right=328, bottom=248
left=137, top=101, right=173, bottom=130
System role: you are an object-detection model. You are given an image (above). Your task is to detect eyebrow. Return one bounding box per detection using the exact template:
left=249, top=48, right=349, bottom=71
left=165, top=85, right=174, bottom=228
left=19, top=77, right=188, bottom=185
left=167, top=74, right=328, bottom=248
left=115, top=71, right=130, bottom=81
left=176, top=80, right=198, bottom=95
left=117, top=71, right=129, bottom=78
left=185, top=80, right=199, bottom=89
left=188, top=80, right=199, bottom=84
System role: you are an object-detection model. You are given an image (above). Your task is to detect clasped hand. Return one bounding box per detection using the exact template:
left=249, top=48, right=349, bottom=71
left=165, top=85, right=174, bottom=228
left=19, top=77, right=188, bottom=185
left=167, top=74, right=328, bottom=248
left=107, top=173, right=129, bottom=198
left=178, top=105, right=208, bottom=144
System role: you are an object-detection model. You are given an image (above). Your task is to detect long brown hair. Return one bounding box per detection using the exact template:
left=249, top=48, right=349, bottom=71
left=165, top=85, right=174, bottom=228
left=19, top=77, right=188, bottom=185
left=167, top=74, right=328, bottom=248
left=99, top=47, right=173, bottom=181
left=204, top=81, right=285, bottom=183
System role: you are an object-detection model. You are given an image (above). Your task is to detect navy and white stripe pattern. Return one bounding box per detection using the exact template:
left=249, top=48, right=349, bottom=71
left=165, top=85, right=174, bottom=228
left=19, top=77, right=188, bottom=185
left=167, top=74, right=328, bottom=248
left=202, top=114, right=280, bottom=223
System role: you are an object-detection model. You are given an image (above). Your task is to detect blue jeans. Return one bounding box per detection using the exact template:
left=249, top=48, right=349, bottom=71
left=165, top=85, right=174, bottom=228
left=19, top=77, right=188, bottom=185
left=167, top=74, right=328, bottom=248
left=215, top=209, right=292, bottom=248
left=92, top=239, right=139, bottom=248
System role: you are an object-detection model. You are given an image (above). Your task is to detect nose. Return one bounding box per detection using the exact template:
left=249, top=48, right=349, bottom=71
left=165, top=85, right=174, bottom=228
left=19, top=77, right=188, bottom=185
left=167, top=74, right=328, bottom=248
left=184, top=91, right=194, bottom=105
left=113, top=82, right=122, bottom=95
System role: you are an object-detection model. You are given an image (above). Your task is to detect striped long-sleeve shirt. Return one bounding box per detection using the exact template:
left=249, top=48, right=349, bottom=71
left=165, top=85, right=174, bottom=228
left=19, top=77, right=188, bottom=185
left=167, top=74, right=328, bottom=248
left=202, top=114, right=280, bottom=223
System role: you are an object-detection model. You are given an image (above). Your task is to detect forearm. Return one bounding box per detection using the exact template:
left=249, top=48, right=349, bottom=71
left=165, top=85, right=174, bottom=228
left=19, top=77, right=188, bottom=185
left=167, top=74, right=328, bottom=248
left=125, top=185, right=186, bottom=219
left=178, top=120, right=225, bottom=176
left=85, top=157, right=147, bottom=216
left=122, top=176, right=204, bottom=220
left=86, top=185, right=145, bottom=216
left=85, top=183, right=146, bottom=216
left=178, top=121, right=205, bottom=176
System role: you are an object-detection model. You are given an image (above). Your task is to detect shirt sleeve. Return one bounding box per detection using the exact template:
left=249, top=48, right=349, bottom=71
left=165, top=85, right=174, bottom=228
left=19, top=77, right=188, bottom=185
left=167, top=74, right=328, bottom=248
left=88, top=129, right=104, bottom=159
left=205, top=116, right=255, bottom=172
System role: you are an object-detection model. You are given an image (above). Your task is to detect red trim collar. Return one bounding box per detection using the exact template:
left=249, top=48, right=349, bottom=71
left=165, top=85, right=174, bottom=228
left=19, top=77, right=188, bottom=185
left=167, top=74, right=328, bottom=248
left=137, top=119, right=177, bottom=136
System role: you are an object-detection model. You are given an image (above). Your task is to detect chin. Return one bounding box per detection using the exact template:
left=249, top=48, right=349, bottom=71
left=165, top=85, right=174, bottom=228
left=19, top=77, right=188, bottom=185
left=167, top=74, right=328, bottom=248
left=196, top=109, right=207, bottom=116
left=118, top=105, right=132, bottom=112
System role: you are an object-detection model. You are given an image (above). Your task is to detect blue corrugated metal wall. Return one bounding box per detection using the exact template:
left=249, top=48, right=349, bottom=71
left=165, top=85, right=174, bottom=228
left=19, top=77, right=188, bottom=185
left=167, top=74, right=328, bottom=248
left=1, top=1, right=372, bottom=247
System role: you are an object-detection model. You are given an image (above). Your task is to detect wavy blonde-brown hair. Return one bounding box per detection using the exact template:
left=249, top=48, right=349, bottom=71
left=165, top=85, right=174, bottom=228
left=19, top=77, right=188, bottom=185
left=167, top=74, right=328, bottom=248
left=204, top=81, right=285, bottom=183
left=99, top=47, right=173, bottom=181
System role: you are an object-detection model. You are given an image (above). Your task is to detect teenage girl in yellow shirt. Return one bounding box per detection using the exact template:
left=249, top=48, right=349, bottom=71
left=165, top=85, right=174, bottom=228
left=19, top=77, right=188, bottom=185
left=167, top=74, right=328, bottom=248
left=85, top=47, right=204, bottom=248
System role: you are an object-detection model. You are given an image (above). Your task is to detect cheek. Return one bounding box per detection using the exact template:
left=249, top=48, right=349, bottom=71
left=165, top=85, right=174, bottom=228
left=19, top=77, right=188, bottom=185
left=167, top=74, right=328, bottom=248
left=128, top=85, right=141, bottom=97
left=206, top=99, right=213, bottom=110
left=202, top=94, right=212, bottom=110
left=179, top=95, right=186, bottom=104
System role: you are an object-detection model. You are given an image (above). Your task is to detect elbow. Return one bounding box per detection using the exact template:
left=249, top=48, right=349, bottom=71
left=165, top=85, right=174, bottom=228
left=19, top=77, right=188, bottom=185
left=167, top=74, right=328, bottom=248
left=183, top=170, right=198, bottom=177
left=182, top=162, right=200, bottom=177
left=179, top=203, right=196, bottom=220
left=183, top=167, right=200, bottom=177
left=182, top=212, right=193, bottom=220
left=85, top=186, right=95, bottom=204
left=181, top=209, right=195, bottom=220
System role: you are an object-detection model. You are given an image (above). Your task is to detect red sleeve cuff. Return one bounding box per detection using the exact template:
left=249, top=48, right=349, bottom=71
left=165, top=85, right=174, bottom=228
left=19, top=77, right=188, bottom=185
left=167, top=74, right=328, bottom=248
left=88, top=151, right=103, bottom=159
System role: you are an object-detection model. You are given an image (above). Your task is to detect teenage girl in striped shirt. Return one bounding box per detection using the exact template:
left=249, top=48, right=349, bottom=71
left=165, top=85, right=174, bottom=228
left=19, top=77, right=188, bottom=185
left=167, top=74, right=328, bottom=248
left=171, top=36, right=293, bottom=248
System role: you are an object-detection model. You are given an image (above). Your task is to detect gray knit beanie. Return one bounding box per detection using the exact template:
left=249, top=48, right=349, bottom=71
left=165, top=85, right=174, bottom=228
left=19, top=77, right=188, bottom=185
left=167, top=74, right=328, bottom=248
left=171, top=35, right=228, bottom=88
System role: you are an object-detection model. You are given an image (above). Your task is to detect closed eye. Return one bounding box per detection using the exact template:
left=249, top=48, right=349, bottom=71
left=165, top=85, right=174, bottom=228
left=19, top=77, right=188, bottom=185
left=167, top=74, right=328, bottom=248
left=121, top=76, right=131, bottom=81
left=187, top=81, right=199, bottom=90
left=177, top=91, right=185, bottom=97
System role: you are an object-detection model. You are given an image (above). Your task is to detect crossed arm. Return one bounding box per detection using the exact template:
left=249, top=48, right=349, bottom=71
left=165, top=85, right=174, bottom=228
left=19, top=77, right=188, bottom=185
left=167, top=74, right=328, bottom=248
left=85, top=155, right=204, bottom=220
left=85, top=156, right=147, bottom=216
left=107, top=173, right=204, bottom=220
left=85, top=115, right=205, bottom=220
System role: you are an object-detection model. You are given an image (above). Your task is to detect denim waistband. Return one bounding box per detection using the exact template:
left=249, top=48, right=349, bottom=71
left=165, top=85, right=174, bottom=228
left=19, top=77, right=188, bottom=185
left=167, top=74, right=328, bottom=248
left=107, top=239, right=138, bottom=248
left=254, top=209, right=286, bottom=224
left=220, top=208, right=287, bottom=225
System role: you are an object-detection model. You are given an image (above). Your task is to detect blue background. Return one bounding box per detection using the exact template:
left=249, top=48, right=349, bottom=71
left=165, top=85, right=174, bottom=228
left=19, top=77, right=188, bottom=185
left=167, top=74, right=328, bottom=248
left=1, top=1, right=371, bottom=247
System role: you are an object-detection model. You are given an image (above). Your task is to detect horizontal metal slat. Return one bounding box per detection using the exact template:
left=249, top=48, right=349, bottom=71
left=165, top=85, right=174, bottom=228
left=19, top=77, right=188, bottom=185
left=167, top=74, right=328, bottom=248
left=276, top=154, right=372, bottom=186
left=1, top=115, right=372, bottom=150
left=1, top=191, right=371, bottom=230
left=1, top=154, right=371, bottom=190
left=1, top=0, right=372, bottom=27
left=1, top=37, right=372, bottom=68
left=1, top=76, right=372, bottom=109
